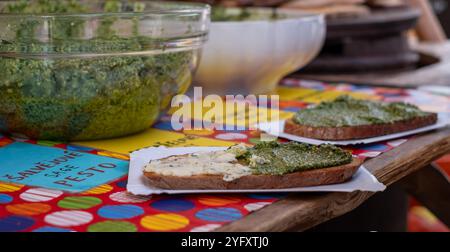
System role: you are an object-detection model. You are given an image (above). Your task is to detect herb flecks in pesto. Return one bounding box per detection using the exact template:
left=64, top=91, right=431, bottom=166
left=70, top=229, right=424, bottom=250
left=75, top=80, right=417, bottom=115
left=0, top=0, right=195, bottom=140
left=293, top=95, right=431, bottom=127
left=230, top=141, right=353, bottom=175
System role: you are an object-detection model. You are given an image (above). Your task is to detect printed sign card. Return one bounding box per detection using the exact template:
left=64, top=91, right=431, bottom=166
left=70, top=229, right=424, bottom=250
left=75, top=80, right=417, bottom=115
left=0, top=142, right=128, bottom=192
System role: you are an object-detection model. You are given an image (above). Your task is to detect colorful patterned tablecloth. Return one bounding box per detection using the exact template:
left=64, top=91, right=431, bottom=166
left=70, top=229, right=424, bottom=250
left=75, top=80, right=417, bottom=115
left=1, top=79, right=449, bottom=232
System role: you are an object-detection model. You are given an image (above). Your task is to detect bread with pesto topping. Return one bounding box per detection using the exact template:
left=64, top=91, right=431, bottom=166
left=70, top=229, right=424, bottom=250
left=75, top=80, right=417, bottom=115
left=284, top=96, right=438, bottom=140
left=143, top=142, right=363, bottom=190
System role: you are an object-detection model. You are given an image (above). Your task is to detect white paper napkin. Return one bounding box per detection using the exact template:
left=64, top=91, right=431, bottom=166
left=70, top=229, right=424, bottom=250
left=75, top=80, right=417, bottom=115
left=257, top=112, right=450, bottom=146
left=127, top=146, right=386, bottom=195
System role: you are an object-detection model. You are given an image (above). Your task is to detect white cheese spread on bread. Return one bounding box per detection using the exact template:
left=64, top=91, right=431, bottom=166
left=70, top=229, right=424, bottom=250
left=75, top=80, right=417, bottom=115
left=144, top=146, right=252, bottom=181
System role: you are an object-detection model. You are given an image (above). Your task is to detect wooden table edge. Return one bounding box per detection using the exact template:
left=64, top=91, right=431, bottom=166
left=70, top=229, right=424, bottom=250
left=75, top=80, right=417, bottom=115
left=215, top=127, right=450, bottom=232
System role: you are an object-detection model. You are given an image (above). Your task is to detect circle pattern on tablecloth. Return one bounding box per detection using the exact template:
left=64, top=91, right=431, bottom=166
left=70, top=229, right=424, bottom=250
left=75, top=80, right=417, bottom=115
left=190, top=224, right=222, bottom=232
left=33, top=226, right=74, bottom=232
left=358, top=143, right=388, bottom=151
left=244, top=202, right=271, bottom=212
left=0, top=215, right=35, bottom=232
left=36, top=140, right=59, bottom=147
left=0, top=182, right=23, bottom=193
left=249, top=138, right=262, bottom=144
left=0, top=193, right=13, bottom=204
left=140, top=214, right=189, bottom=231
left=197, top=196, right=241, bottom=206
left=195, top=207, right=242, bottom=222
left=0, top=138, right=13, bottom=147
left=66, top=145, right=95, bottom=152
left=97, top=204, right=144, bottom=219
left=359, top=151, right=381, bottom=158
left=20, top=188, right=63, bottom=202
left=150, top=199, right=194, bottom=212
left=88, top=221, right=137, bottom=232
left=6, top=203, right=52, bottom=216
left=183, top=129, right=214, bottom=136
left=247, top=193, right=286, bottom=200
left=215, top=133, right=248, bottom=140
left=115, top=180, right=127, bottom=188
left=57, top=196, right=102, bottom=210
left=81, top=184, right=113, bottom=195
left=44, top=210, right=93, bottom=227
left=388, top=139, right=408, bottom=147
left=282, top=106, right=302, bottom=112
left=109, top=191, right=151, bottom=203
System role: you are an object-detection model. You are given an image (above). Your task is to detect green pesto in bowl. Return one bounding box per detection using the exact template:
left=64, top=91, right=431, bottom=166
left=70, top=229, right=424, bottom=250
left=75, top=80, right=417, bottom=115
left=293, top=95, right=431, bottom=128
left=0, top=0, right=207, bottom=140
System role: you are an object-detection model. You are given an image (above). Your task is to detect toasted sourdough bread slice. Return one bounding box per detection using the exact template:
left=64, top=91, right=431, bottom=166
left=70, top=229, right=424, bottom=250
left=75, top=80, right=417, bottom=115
left=284, top=113, right=438, bottom=140
left=144, top=157, right=363, bottom=190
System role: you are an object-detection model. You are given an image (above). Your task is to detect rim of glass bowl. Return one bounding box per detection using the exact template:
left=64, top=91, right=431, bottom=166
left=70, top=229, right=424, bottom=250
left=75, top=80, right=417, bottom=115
left=0, top=1, right=211, bottom=59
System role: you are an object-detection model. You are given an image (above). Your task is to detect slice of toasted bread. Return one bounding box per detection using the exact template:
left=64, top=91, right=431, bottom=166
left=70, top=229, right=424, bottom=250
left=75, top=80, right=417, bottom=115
left=143, top=157, right=363, bottom=190
left=284, top=113, right=438, bottom=140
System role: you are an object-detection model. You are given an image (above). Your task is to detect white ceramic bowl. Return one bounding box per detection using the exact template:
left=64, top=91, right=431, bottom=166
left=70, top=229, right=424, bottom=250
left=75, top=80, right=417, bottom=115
left=194, top=8, right=326, bottom=95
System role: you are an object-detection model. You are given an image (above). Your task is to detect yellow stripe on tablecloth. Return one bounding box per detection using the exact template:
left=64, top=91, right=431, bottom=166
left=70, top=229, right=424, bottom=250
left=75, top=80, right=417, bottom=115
left=168, top=99, right=293, bottom=129
left=81, top=184, right=113, bottom=195
left=276, top=87, right=320, bottom=101
left=0, top=182, right=24, bottom=192
left=73, top=129, right=234, bottom=155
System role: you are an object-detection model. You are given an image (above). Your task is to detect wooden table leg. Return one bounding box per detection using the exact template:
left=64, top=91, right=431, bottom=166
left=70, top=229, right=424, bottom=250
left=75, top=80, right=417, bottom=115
left=399, top=164, right=450, bottom=227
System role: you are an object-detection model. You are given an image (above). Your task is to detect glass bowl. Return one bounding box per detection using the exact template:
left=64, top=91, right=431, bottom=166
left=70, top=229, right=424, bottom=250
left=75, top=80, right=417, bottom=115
left=0, top=0, right=210, bottom=141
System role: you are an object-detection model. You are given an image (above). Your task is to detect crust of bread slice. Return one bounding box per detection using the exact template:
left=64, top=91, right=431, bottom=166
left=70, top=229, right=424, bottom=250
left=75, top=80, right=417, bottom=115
left=143, top=157, right=363, bottom=190
left=284, top=113, right=438, bottom=140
